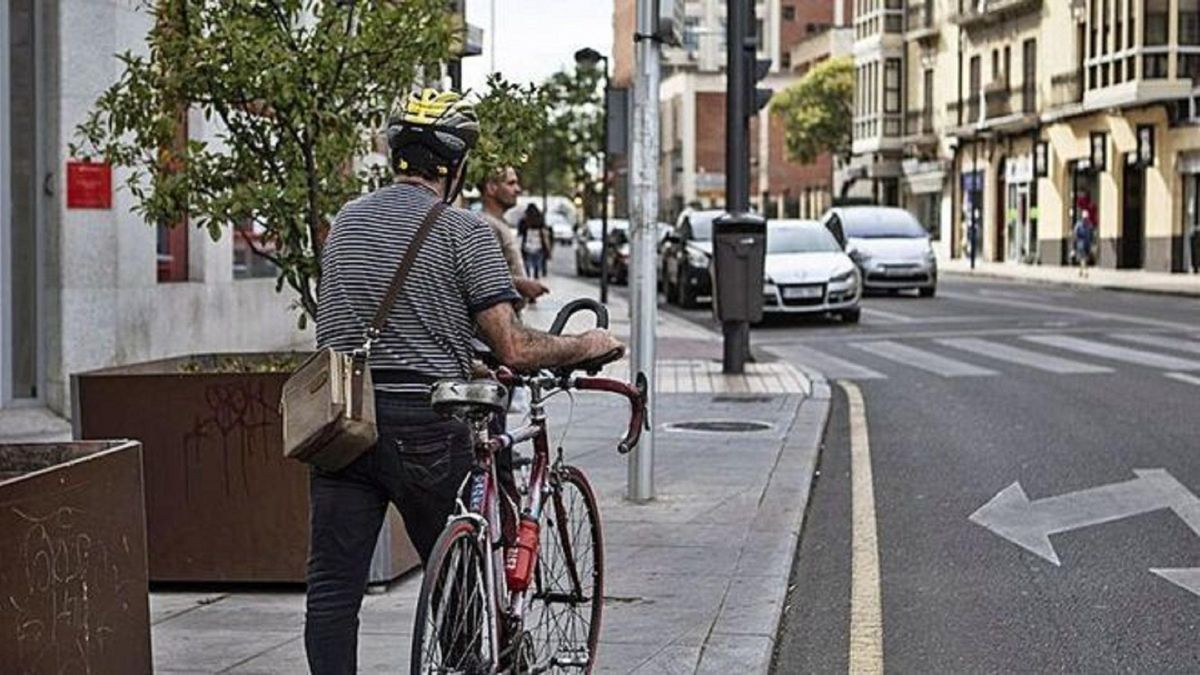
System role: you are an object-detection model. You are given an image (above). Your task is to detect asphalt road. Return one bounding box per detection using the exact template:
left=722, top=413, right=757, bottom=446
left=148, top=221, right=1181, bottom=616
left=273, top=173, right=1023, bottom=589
left=626, top=271, right=1200, bottom=674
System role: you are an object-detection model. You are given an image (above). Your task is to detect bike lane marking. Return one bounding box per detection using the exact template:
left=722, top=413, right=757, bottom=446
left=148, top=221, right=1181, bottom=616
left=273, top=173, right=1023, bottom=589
left=842, top=381, right=884, bottom=674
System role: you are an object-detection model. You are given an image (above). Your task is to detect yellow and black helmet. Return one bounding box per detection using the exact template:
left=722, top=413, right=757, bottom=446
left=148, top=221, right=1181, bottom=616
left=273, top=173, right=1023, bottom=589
left=386, top=88, right=480, bottom=179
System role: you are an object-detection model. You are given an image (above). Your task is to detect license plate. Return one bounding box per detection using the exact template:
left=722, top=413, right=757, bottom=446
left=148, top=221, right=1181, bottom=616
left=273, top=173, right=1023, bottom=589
left=782, top=285, right=823, bottom=299
left=884, top=266, right=917, bottom=276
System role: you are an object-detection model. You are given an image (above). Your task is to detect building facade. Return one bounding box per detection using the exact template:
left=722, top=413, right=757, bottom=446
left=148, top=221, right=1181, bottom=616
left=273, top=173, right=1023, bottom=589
left=615, top=0, right=850, bottom=221
left=0, top=1, right=483, bottom=417
left=850, top=0, right=1200, bottom=273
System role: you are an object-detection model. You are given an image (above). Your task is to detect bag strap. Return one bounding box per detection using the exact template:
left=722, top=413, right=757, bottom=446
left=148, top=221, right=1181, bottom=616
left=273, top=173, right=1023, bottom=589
left=362, top=200, right=446, bottom=349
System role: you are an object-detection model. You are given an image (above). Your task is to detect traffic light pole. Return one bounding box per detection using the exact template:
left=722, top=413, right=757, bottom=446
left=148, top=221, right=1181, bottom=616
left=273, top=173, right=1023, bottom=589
left=722, top=0, right=752, bottom=373
left=628, top=0, right=660, bottom=502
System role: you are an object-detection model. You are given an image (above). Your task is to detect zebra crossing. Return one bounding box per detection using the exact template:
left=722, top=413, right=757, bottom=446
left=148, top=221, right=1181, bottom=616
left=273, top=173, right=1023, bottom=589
left=772, top=332, right=1200, bottom=384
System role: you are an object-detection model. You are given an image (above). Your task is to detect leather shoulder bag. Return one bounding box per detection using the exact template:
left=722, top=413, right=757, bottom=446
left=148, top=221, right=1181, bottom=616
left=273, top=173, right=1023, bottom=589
left=280, top=202, right=446, bottom=472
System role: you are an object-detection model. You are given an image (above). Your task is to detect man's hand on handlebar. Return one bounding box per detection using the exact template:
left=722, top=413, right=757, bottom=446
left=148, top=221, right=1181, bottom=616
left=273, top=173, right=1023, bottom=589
left=578, top=329, right=625, bottom=364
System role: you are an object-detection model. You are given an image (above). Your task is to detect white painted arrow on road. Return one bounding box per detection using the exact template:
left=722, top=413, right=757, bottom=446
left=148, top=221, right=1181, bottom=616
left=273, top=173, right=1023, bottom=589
left=970, top=469, right=1200, bottom=597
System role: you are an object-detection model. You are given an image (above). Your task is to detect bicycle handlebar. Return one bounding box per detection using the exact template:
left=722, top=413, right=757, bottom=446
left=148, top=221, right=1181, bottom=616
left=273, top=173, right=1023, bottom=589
left=548, top=298, right=609, bottom=336
left=574, top=371, right=649, bottom=455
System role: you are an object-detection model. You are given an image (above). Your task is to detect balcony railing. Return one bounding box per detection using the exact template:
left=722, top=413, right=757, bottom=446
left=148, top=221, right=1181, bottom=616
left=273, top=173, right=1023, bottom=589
left=950, top=0, right=1043, bottom=29
left=1047, top=71, right=1083, bottom=109
left=984, top=82, right=1012, bottom=119
left=905, top=109, right=935, bottom=136
left=906, top=2, right=933, bottom=31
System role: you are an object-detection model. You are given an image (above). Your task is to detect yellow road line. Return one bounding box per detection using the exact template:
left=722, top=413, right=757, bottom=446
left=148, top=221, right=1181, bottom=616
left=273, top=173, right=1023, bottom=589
left=843, top=380, right=884, bottom=674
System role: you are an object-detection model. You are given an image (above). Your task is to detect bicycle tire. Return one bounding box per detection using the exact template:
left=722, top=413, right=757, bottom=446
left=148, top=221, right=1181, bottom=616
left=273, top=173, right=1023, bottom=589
left=522, top=465, right=604, bottom=673
left=411, top=518, right=495, bottom=675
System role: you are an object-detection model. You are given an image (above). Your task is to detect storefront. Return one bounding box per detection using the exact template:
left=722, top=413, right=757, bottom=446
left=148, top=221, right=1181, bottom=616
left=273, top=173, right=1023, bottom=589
left=1004, top=155, right=1035, bottom=263
left=1181, top=153, right=1200, bottom=274
left=902, top=158, right=947, bottom=250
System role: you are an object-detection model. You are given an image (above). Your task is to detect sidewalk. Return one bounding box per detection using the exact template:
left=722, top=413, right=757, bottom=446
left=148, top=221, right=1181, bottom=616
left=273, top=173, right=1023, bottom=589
left=150, top=269, right=831, bottom=673
left=942, top=258, right=1200, bottom=297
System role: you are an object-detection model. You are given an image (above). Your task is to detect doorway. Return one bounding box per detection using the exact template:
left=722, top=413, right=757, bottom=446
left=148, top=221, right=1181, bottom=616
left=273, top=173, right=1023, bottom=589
left=994, top=158, right=1007, bottom=261
left=3, top=0, right=42, bottom=402
left=1120, top=155, right=1145, bottom=269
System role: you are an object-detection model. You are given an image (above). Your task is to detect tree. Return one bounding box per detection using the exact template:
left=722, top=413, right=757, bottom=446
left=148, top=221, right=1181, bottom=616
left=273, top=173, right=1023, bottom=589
left=73, top=1, right=544, bottom=323
left=770, top=56, right=854, bottom=165
left=523, top=65, right=604, bottom=215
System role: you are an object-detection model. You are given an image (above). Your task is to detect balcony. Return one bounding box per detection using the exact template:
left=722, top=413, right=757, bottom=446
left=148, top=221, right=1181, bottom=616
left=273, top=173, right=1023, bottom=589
left=950, top=0, right=1043, bottom=30
left=905, top=2, right=939, bottom=43
left=903, top=109, right=938, bottom=151
left=946, top=83, right=1038, bottom=137
left=984, top=82, right=1011, bottom=119
left=1045, top=71, right=1083, bottom=112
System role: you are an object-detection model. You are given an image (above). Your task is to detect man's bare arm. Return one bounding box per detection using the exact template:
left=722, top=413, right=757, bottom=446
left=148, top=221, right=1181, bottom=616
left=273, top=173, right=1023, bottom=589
left=476, top=302, right=622, bottom=372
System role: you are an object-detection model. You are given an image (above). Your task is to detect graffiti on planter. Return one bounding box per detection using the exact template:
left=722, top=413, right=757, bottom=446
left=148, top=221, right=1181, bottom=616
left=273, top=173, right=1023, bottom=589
left=182, top=381, right=280, bottom=500
left=9, top=505, right=133, bottom=673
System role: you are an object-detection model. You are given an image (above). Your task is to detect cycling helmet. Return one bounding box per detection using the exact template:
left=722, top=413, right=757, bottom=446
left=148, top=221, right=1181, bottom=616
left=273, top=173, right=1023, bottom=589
left=387, top=88, right=480, bottom=202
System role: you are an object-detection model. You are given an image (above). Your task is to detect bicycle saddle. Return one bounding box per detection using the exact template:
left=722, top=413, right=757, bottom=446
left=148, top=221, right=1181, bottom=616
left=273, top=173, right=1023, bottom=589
left=431, top=379, right=508, bottom=419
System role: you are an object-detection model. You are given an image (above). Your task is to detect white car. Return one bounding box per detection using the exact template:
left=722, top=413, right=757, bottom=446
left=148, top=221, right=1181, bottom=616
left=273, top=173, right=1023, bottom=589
left=762, top=220, right=862, bottom=322
left=822, top=206, right=938, bottom=297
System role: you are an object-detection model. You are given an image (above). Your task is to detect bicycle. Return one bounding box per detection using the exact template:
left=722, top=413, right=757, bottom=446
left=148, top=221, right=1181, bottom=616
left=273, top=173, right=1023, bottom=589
left=411, top=299, right=648, bottom=674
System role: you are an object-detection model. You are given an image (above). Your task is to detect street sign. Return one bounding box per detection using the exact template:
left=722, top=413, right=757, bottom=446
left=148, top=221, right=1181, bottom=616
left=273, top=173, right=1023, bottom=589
left=970, top=469, right=1200, bottom=597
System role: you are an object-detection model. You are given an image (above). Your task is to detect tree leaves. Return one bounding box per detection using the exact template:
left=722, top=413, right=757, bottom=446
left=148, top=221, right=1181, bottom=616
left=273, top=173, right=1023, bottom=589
left=770, top=57, right=854, bottom=165
left=72, top=0, right=459, bottom=320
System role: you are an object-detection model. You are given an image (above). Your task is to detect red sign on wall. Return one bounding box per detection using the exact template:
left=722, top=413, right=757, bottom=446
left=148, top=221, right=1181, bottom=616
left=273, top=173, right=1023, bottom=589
left=66, top=161, right=113, bottom=209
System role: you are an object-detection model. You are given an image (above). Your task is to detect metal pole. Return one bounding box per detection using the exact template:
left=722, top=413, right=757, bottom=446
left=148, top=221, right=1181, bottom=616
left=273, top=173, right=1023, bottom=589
left=722, top=0, right=750, bottom=374
left=600, top=58, right=610, bottom=304
left=628, top=0, right=659, bottom=503
left=489, top=0, right=496, bottom=73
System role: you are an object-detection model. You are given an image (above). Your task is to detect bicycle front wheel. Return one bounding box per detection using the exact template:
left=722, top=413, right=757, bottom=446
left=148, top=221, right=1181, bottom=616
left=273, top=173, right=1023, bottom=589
left=523, top=465, right=604, bottom=672
left=411, top=518, right=495, bottom=675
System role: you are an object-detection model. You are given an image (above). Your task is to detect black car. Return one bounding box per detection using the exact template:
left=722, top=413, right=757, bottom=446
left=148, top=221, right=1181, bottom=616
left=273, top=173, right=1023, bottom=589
left=605, top=222, right=671, bottom=285
left=660, top=209, right=719, bottom=308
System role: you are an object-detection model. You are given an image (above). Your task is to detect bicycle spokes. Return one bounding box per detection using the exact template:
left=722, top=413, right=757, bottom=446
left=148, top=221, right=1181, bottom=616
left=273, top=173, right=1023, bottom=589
left=421, top=535, right=491, bottom=673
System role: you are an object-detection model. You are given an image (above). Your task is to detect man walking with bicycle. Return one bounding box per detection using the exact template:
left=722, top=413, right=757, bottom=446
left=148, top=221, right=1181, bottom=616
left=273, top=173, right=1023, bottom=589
left=308, top=88, right=622, bottom=675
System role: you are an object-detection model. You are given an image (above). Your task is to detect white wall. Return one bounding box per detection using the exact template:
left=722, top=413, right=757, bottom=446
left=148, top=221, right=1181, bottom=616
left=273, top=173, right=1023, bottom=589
left=46, top=1, right=312, bottom=416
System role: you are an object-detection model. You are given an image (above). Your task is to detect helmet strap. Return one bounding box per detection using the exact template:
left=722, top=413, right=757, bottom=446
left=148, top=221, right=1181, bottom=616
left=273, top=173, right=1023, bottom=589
left=443, top=155, right=470, bottom=204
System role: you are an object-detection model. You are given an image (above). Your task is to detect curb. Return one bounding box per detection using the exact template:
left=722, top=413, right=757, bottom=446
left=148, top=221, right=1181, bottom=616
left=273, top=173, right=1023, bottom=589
left=943, top=268, right=1200, bottom=299
left=696, top=376, right=833, bottom=673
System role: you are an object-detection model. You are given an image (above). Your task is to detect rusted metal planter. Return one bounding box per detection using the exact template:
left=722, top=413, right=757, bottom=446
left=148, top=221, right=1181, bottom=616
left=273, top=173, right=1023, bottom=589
left=72, top=353, right=419, bottom=584
left=0, top=440, right=151, bottom=674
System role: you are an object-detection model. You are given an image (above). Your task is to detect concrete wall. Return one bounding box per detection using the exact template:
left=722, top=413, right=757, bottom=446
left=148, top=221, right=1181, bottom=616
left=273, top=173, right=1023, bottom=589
left=41, top=0, right=312, bottom=416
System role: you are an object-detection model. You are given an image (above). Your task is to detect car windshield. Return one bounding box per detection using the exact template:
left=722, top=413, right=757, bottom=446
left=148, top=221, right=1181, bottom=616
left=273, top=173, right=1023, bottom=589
left=768, top=226, right=842, bottom=253
left=842, top=209, right=927, bottom=239
left=688, top=213, right=716, bottom=241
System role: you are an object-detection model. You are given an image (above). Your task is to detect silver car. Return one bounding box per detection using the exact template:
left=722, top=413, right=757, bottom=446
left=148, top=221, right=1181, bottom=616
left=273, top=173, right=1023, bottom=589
left=821, top=206, right=938, bottom=297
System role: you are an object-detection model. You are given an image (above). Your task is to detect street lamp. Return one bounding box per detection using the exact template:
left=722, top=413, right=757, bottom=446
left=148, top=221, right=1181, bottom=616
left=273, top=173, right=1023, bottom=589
left=575, top=46, right=611, bottom=305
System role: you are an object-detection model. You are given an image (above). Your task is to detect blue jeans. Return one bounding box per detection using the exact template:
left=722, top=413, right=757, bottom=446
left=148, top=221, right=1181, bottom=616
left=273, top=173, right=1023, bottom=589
left=304, top=392, right=472, bottom=675
left=524, top=249, right=546, bottom=278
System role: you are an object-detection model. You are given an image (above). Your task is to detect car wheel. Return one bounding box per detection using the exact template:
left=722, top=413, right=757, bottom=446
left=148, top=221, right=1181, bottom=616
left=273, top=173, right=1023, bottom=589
left=919, top=286, right=936, bottom=298
left=841, top=308, right=862, bottom=323
left=676, top=269, right=697, bottom=309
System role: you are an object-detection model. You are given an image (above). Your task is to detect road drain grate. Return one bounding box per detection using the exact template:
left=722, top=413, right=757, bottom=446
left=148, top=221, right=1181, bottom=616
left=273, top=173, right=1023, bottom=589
left=663, top=420, right=773, bottom=433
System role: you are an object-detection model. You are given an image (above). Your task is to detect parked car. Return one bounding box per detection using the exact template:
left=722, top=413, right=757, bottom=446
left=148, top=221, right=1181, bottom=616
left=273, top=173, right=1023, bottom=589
left=761, top=220, right=861, bottom=322
left=821, top=206, right=938, bottom=297
left=661, top=209, right=720, bottom=308
left=574, top=218, right=629, bottom=277
left=605, top=222, right=672, bottom=285
left=548, top=215, right=575, bottom=245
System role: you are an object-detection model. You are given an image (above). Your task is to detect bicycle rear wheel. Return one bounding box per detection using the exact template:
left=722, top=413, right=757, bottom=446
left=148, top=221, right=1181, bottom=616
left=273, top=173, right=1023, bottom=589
left=523, top=465, right=604, bottom=673
left=411, top=518, right=495, bottom=675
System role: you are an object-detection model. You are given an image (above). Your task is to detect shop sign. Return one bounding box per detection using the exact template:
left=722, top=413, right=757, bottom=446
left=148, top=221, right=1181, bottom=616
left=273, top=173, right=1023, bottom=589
left=1005, top=156, right=1034, bottom=184
left=961, top=171, right=984, bottom=192
left=66, top=161, right=113, bottom=209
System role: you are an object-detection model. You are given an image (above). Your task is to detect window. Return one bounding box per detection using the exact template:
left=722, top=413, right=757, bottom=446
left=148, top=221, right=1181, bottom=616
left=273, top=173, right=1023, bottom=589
left=1023, top=39, right=1037, bottom=113
left=1102, top=0, right=1110, bottom=55
left=884, top=58, right=902, bottom=113
left=1004, top=46, right=1012, bottom=89
left=1145, top=53, right=1170, bottom=78
left=682, top=16, right=701, bottom=50
left=1145, top=0, right=1169, bottom=46
left=1181, top=54, right=1200, bottom=83
left=781, top=52, right=792, bottom=70
left=1115, top=0, right=1123, bottom=51
left=923, top=68, right=934, bottom=133
left=233, top=219, right=278, bottom=279
left=783, top=4, right=795, bottom=21
left=969, top=55, right=982, bottom=121
left=157, top=106, right=189, bottom=283
left=1182, top=0, right=1200, bottom=45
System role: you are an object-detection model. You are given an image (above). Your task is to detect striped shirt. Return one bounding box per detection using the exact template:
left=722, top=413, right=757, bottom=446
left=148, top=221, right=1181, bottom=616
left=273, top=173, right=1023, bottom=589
left=316, top=183, right=520, bottom=394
